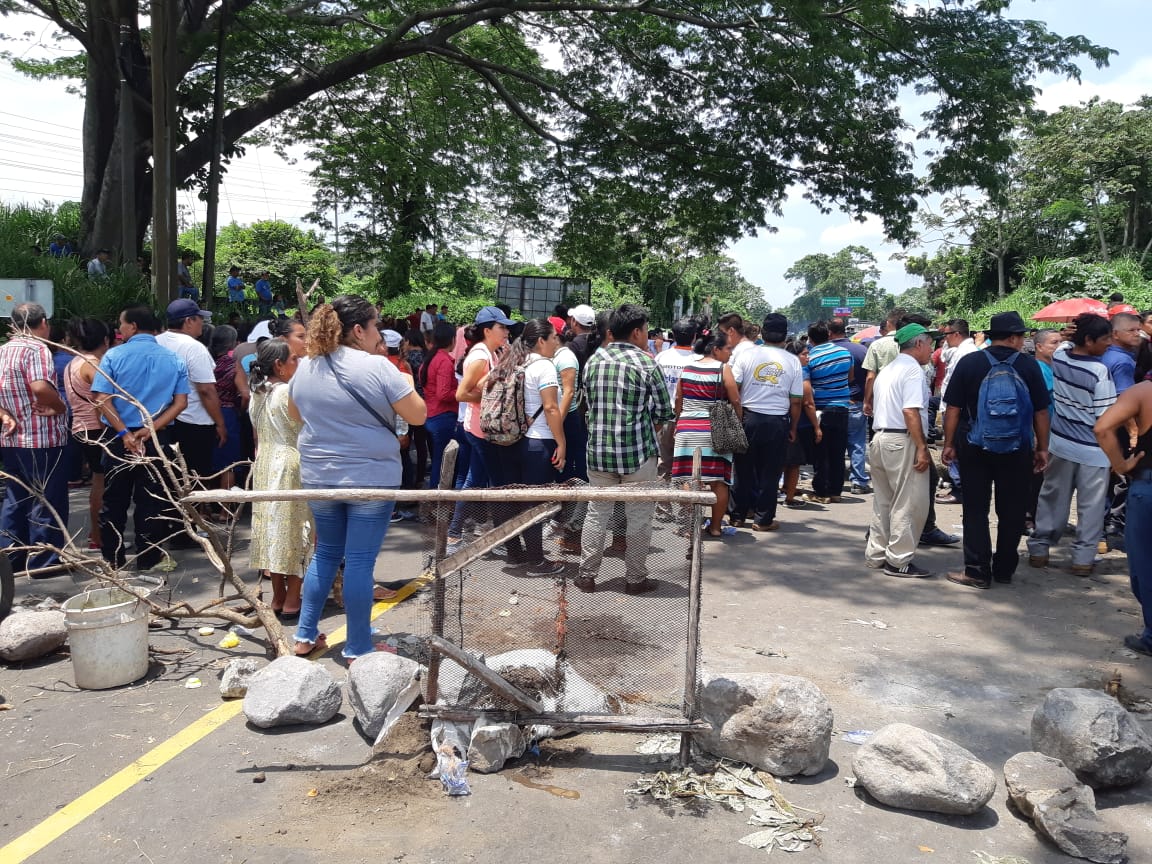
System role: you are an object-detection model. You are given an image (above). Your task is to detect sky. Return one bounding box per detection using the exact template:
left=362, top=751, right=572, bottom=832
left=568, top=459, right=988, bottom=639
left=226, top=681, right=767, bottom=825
left=1, top=0, right=1150, bottom=309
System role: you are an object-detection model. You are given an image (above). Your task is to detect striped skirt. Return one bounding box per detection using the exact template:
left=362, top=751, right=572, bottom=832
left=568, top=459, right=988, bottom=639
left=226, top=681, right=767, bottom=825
left=671, top=413, right=732, bottom=483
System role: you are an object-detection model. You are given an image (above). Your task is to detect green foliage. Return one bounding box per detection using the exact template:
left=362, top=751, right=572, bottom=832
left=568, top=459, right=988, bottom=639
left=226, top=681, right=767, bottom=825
left=0, top=202, right=151, bottom=324
left=965, top=257, right=1152, bottom=327
left=178, top=220, right=338, bottom=302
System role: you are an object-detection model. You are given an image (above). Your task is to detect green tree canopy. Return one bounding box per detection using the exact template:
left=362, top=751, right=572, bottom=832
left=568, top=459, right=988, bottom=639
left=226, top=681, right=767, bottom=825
left=2, top=0, right=1110, bottom=270
left=782, top=245, right=890, bottom=323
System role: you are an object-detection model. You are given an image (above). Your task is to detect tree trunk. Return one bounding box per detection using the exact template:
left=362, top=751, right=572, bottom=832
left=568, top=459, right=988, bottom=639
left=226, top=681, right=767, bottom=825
left=80, top=0, right=121, bottom=255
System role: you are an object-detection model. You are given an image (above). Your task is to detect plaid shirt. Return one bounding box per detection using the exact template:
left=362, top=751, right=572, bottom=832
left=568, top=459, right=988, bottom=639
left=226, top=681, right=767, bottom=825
left=0, top=336, right=68, bottom=449
left=585, top=341, right=674, bottom=475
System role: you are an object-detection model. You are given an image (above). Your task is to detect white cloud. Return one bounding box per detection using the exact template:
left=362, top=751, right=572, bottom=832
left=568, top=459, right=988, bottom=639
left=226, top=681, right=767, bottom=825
left=1034, top=56, right=1152, bottom=112
left=819, top=215, right=885, bottom=247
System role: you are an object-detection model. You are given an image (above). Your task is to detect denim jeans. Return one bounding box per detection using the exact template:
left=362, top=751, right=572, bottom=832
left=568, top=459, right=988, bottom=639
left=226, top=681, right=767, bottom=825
left=295, top=496, right=395, bottom=659
left=484, top=436, right=558, bottom=561
left=1124, top=476, right=1152, bottom=645
left=426, top=412, right=457, bottom=490
left=0, top=446, right=69, bottom=571
left=847, top=403, right=870, bottom=486
left=559, top=411, right=588, bottom=534
left=447, top=430, right=490, bottom=539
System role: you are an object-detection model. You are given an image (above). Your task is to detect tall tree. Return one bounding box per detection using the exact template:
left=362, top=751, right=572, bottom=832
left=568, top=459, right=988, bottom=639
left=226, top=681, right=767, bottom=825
left=783, top=246, right=888, bottom=323
left=2, top=1, right=1110, bottom=267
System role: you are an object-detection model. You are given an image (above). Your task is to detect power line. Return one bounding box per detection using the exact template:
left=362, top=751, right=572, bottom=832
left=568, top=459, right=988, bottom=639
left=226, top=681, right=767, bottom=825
left=0, top=108, right=82, bottom=132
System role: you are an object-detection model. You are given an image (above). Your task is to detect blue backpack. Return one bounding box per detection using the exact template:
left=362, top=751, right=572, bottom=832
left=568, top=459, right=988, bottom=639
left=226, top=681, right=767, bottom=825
left=967, top=352, right=1033, bottom=453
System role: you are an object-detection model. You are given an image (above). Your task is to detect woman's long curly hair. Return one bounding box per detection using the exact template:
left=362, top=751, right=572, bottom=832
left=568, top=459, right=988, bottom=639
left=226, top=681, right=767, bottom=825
left=306, top=294, right=376, bottom=358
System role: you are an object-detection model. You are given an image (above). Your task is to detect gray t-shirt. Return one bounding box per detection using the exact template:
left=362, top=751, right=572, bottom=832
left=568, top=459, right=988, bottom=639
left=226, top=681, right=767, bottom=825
left=289, top=346, right=414, bottom=488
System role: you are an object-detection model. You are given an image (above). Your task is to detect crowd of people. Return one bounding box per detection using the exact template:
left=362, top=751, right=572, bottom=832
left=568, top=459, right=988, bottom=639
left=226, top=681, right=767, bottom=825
left=0, top=292, right=1149, bottom=661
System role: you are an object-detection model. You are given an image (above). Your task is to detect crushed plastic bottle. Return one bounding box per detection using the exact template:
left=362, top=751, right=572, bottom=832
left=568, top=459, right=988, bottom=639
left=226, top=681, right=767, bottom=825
left=841, top=730, right=873, bottom=745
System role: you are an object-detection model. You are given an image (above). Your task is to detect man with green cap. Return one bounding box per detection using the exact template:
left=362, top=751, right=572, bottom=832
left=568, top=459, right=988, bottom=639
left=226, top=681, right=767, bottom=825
left=865, top=323, right=935, bottom=578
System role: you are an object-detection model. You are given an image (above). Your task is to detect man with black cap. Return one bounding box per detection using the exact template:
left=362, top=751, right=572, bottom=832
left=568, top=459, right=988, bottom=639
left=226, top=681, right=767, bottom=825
left=941, top=311, right=1051, bottom=589
left=728, top=313, right=802, bottom=531
left=866, top=323, right=934, bottom=577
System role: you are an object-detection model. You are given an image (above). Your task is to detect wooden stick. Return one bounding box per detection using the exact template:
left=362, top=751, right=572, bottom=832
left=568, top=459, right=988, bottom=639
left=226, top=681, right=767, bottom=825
left=681, top=446, right=705, bottom=768
left=428, top=636, right=544, bottom=713
left=419, top=706, right=713, bottom=733
left=184, top=486, right=717, bottom=505
left=437, top=502, right=559, bottom=576
left=426, top=439, right=459, bottom=706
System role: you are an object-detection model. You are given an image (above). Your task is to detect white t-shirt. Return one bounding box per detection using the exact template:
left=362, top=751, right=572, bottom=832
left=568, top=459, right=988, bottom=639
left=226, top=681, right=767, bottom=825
left=872, top=352, right=929, bottom=431
left=420, top=311, right=435, bottom=331
left=156, top=330, right=216, bottom=425
left=523, top=354, right=559, bottom=439
left=940, top=338, right=978, bottom=408
left=730, top=344, right=802, bottom=414
left=553, top=345, right=580, bottom=414
left=654, top=346, right=698, bottom=401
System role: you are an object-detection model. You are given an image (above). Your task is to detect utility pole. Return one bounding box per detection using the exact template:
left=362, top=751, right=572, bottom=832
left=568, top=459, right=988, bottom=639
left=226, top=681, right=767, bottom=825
left=117, top=2, right=137, bottom=270
left=150, top=0, right=178, bottom=305
left=201, top=0, right=228, bottom=306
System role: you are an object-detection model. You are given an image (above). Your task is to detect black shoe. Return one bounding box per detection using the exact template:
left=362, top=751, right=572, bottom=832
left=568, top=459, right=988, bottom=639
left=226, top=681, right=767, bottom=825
left=1123, top=634, right=1152, bottom=656
left=850, top=484, right=873, bottom=494
left=946, top=571, right=991, bottom=589
left=573, top=575, right=596, bottom=593
left=623, top=578, right=660, bottom=595
left=993, top=574, right=1013, bottom=584
left=883, top=561, right=933, bottom=578
left=919, top=528, right=960, bottom=547
left=525, top=559, right=566, bottom=577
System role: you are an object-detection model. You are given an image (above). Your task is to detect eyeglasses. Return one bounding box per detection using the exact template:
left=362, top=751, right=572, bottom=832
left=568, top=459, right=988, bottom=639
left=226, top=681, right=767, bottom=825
left=939, top=330, right=956, bottom=336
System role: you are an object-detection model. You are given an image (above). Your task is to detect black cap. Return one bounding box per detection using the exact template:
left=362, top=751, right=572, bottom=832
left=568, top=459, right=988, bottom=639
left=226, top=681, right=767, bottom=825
left=989, top=311, right=1027, bottom=335
left=762, top=312, right=788, bottom=333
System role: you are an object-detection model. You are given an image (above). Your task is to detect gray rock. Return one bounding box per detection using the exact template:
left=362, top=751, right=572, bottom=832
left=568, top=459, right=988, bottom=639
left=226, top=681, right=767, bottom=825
left=219, top=657, right=264, bottom=699
left=1004, top=751, right=1127, bottom=864
left=346, top=652, right=423, bottom=739
left=697, top=673, right=832, bottom=777
left=852, top=723, right=996, bottom=815
left=0, top=610, right=67, bottom=662
left=242, top=657, right=342, bottom=728
left=1031, top=688, right=1152, bottom=788
left=468, top=719, right=526, bottom=773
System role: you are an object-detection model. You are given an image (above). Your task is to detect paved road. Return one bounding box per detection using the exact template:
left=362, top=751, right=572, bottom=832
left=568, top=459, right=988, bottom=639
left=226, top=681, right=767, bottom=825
left=1, top=485, right=1150, bottom=863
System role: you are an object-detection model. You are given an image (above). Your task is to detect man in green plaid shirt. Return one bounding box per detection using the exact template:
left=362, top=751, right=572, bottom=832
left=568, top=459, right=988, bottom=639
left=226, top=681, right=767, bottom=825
left=576, top=303, right=674, bottom=595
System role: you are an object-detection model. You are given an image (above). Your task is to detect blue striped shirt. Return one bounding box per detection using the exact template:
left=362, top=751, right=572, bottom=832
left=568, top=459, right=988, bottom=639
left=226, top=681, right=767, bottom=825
left=1049, top=348, right=1115, bottom=468
left=804, top=342, right=853, bottom=408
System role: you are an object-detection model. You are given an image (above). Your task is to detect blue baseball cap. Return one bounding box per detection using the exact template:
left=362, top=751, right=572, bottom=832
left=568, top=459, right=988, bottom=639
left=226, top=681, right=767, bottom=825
left=166, top=298, right=212, bottom=321
left=475, top=306, right=514, bottom=326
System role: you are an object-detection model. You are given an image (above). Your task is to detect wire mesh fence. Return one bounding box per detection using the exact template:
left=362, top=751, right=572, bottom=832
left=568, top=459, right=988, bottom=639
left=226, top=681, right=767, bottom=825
left=404, top=478, right=704, bottom=723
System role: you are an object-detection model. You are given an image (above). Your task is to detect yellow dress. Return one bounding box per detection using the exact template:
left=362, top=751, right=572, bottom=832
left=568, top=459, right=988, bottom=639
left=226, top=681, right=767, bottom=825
left=249, top=382, right=312, bottom=575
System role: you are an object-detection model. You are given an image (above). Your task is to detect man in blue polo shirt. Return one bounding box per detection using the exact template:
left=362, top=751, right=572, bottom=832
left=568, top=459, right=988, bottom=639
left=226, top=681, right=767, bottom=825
left=226, top=266, right=247, bottom=306
left=92, top=305, right=190, bottom=570
left=804, top=320, right=854, bottom=501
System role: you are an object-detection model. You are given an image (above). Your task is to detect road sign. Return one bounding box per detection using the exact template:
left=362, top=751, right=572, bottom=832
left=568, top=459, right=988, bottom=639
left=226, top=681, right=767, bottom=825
left=0, top=279, right=54, bottom=318
left=820, top=297, right=841, bottom=307
left=845, top=296, right=866, bottom=306
left=833, top=307, right=853, bottom=316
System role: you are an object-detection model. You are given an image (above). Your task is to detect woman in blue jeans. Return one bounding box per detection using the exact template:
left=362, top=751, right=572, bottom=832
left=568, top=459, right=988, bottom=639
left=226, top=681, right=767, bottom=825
left=288, top=295, right=427, bottom=661
left=481, top=319, right=567, bottom=575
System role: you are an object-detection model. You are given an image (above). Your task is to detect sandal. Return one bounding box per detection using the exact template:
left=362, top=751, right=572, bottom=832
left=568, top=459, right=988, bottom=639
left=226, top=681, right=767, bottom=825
left=294, top=633, right=328, bottom=657
left=373, top=585, right=400, bottom=602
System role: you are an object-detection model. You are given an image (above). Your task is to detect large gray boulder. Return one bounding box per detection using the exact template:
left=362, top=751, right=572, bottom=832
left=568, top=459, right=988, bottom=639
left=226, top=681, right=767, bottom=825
left=0, top=610, right=67, bottom=662
left=1004, top=751, right=1127, bottom=864
left=697, top=673, right=832, bottom=777
left=1031, top=688, right=1152, bottom=789
left=852, top=723, right=996, bottom=815
left=219, top=657, right=264, bottom=699
left=243, top=657, right=342, bottom=728
left=346, top=652, right=423, bottom=739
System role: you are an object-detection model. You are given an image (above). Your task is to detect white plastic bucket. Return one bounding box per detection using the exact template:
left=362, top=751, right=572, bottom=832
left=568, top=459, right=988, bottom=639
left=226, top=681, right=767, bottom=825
left=62, top=586, right=152, bottom=689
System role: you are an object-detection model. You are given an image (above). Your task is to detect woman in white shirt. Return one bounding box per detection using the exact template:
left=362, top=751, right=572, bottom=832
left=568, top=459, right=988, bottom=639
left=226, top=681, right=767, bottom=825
left=483, top=319, right=567, bottom=576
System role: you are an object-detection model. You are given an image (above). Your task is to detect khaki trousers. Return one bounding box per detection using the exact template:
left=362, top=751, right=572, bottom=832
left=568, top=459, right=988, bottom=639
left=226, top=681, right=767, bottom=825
left=866, top=431, right=929, bottom=568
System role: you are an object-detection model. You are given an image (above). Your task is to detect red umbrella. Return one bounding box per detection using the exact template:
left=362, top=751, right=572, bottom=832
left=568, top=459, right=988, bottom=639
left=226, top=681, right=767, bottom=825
left=851, top=325, right=880, bottom=343
left=1031, top=298, right=1108, bottom=323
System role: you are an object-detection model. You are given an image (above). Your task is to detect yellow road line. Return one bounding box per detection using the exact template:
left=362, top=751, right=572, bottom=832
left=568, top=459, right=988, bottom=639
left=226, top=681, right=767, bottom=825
left=0, top=575, right=429, bottom=863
